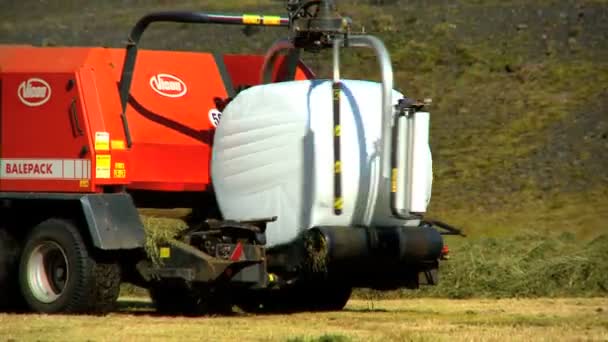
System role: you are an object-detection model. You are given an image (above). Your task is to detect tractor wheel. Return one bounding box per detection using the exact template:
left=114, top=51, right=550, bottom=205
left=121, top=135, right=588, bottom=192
left=282, top=283, right=351, bottom=312
left=307, top=283, right=352, bottom=311
left=239, top=283, right=352, bottom=313
left=18, top=219, right=121, bottom=314
left=0, top=230, right=25, bottom=311
left=149, top=285, right=203, bottom=316
left=149, top=285, right=233, bottom=316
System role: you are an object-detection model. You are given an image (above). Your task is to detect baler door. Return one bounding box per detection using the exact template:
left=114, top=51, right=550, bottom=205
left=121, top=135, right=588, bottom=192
left=0, top=72, right=92, bottom=192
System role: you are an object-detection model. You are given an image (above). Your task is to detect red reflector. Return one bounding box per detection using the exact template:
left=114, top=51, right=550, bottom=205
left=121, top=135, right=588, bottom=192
left=442, top=245, right=449, bottom=255
left=230, top=242, right=244, bottom=261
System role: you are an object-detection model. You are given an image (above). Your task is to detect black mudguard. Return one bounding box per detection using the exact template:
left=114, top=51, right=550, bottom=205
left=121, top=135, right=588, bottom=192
left=80, top=193, right=145, bottom=250
left=0, top=192, right=145, bottom=250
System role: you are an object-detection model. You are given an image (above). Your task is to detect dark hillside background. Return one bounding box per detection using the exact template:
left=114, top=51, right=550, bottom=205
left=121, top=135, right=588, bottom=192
left=2, top=0, right=607, bottom=297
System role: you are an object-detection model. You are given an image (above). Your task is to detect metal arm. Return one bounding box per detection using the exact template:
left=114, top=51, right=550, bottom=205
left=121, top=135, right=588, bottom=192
left=330, top=35, right=394, bottom=215
left=332, top=36, right=394, bottom=178
left=117, top=11, right=289, bottom=148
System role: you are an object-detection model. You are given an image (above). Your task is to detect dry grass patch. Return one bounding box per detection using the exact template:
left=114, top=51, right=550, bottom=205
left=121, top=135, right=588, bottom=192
left=0, top=298, right=606, bottom=341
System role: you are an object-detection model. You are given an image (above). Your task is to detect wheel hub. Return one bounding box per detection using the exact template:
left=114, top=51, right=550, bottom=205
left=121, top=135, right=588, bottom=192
left=27, top=241, right=69, bottom=303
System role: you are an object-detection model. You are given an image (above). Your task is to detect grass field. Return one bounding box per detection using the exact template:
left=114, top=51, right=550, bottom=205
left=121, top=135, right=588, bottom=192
left=0, top=2, right=606, bottom=340
left=0, top=298, right=606, bottom=341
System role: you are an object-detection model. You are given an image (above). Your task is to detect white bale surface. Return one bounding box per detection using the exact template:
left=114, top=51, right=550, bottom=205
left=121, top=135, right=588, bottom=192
left=211, top=80, right=432, bottom=248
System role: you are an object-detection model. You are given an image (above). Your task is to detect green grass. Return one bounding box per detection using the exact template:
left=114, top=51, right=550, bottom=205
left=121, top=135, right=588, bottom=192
left=355, top=230, right=608, bottom=300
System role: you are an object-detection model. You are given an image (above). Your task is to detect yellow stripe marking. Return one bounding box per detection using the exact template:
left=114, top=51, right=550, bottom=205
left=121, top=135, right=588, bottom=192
left=243, top=14, right=262, bottom=25
left=334, top=125, right=341, bottom=136
left=263, top=16, right=281, bottom=25
left=391, top=168, right=398, bottom=193
left=243, top=15, right=281, bottom=25
left=334, top=197, right=343, bottom=210
left=334, top=161, right=342, bottom=174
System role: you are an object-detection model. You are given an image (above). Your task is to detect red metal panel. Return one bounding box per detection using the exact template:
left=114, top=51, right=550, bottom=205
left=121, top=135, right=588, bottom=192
left=222, top=54, right=313, bottom=89
left=75, top=52, right=130, bottom=188
left=108, top=49, right=227, bottom=192
left=0, top=46, right=315, bottom=195
left=0, top=69, right=93, bottom=192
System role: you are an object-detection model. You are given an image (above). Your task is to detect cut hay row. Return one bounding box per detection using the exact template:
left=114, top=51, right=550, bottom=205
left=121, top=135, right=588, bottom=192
left=357, top=231, right=608, bottom=299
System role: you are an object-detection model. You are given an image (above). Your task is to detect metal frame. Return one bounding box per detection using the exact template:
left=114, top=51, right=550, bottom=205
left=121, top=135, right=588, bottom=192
left=117, top=11, right=289, bottom=148
left=118, top=6, right=422, bottom=221
left=331, top=35, right=400, bottom=217
left=261, top=33, right=414, bottom=218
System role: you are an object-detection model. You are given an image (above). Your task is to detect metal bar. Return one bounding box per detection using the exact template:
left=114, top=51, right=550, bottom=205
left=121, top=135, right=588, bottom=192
left=283, top=48, right=302, bottom=82
left=346, top=36, right=393, bottom=179
left=213, top=52, right=236, bottom=98
left=390, top=110, right=402, bottom=217
left=117, top=11, right=289, bottom=148
left=333, top=39, right=341, bottom=81
left=392, top=108, right=415, bottom=219
left=405, top=108, right=415, bottom=214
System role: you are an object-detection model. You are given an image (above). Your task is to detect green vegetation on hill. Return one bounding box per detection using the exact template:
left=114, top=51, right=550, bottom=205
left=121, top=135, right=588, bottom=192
left=2, top=1, right=606, bottom=298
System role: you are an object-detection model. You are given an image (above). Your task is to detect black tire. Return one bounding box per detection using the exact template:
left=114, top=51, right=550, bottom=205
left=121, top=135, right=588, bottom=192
left=0, top=230, right=25, bottom=311
left=240, top=283, right=352, bottom=313
left=149, top=285, right=203, bottom=316
left=149, top=284, right=233, bottom=316
left=286, top=283, right=352, bottom=312
left=18, top=219, right=121, bottom=314
left=309, top=283, right=352, bottom=311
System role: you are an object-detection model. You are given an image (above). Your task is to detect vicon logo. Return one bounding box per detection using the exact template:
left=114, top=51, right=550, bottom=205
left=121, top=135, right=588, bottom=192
left=149, top=73, right=187, bottom=98
left=17, top=78, right=51, bottom=107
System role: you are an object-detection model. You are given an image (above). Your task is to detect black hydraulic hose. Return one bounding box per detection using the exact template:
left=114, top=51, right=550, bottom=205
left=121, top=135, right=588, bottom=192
left=425, top=219, right=467, bottom=237
left=117, top=11, right=289, bottom=148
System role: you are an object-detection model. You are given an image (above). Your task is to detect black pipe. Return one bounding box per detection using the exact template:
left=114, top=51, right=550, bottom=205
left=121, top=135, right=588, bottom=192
left=117, top=11, right=289, bottom=148
left=332, top=81, right=343, bottom=215
left=316, top=226, right=444, bottom=264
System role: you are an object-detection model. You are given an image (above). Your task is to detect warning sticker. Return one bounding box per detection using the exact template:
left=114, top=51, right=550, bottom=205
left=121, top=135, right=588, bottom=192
left=111, top=140, right=125, bottom=150
left=113, top=162, right=126, bottom=178
left=96, top=154, right=111, bottom=179
left=159, top=247, right=171, bottom=259
left=95, top=132, right=110, bottom=151
left=209, top=108, right=222, bottom=128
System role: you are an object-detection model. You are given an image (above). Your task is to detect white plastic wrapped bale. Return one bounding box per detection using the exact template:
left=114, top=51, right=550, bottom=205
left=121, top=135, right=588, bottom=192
left=211, top=79, right=433, bottom=248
